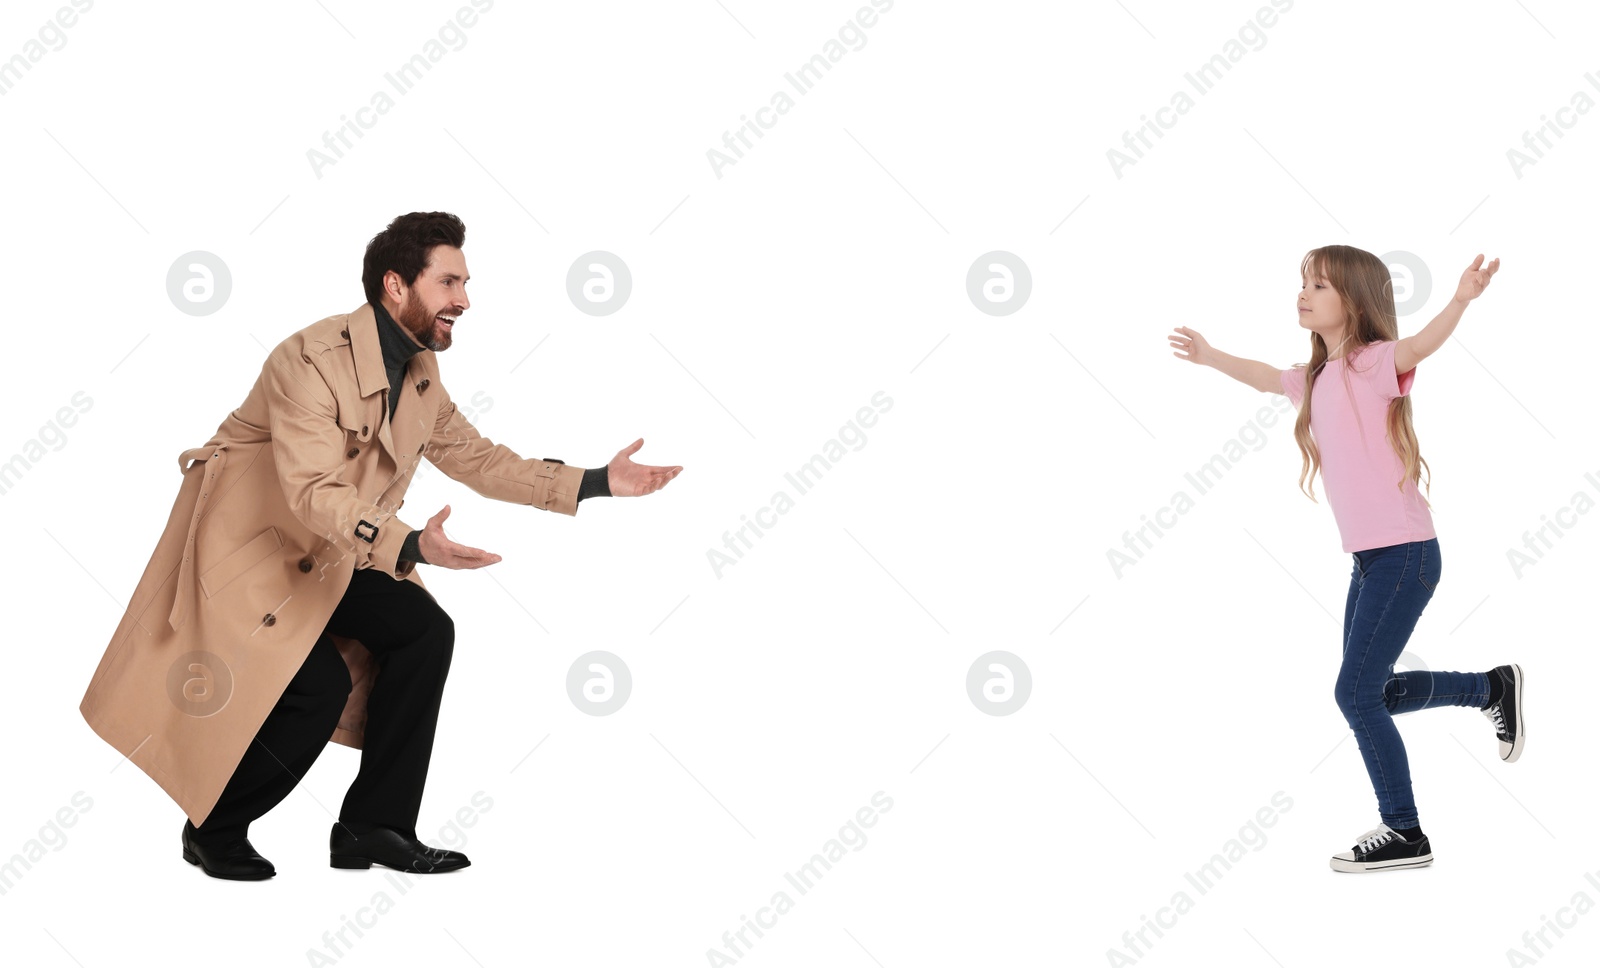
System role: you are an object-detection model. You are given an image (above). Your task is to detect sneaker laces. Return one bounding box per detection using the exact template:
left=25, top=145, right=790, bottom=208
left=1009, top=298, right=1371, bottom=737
left=1484, top=702, right=1508, bottom=737
left=1355, top=825, right=1396, bottom=855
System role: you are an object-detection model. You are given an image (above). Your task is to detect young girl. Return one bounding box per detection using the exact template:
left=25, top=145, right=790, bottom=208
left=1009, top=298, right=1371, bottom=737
left=1168, top=244, right=1518, bottom=873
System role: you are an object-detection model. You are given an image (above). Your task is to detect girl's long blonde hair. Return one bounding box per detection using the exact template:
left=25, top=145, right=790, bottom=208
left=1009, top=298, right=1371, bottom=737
left=1291, top=245, right=1431, bottom=505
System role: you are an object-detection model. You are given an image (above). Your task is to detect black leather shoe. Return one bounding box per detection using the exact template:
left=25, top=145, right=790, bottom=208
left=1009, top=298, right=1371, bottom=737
left=329, top=822, right=470, bottom=873
left=182, top=820, right=275, bottom=880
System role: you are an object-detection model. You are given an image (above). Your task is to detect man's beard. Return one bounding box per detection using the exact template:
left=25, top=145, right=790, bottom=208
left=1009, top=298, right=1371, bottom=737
left=397, top=295, right=452, bottom=352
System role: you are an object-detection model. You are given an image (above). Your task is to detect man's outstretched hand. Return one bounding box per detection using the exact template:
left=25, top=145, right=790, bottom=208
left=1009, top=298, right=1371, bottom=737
left=417, top=505, right=502, bottom=569
left=606, top=438, right=682, bottom=497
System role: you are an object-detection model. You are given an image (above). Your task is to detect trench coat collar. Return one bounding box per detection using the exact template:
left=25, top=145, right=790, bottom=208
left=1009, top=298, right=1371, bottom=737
left=349, top=301, right=393, bottom=402
left=345, top=301, right=434, bottom=470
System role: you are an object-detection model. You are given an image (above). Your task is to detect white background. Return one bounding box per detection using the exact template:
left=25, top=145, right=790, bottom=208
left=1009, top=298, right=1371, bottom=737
left=1, top=1, right=1594, bottom=965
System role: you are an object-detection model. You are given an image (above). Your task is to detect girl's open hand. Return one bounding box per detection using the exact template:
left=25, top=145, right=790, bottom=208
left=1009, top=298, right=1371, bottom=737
left=1454, top=254, right=1500, bottom=304
left=1169, top=326, right=1213, bottom=366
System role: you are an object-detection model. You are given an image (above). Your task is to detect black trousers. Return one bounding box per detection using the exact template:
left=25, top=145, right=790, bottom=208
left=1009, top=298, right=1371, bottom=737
left=192, top=567, right=454, bottom=842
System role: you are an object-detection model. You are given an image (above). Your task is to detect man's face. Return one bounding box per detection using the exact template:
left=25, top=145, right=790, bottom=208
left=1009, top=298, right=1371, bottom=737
left=390, top=245, right=470, bottom=352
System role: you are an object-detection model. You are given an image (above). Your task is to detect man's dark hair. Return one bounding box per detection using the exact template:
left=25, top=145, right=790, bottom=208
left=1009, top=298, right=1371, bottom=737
left=361, top=211, right=466, bottom=306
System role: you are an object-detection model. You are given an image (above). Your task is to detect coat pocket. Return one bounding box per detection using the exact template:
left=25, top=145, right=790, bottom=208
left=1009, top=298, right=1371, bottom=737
left=200, top=526, right=283, bottom=599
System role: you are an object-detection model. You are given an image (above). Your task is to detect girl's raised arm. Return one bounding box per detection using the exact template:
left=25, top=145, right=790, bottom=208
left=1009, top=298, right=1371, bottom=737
left=1393, top=254, right=1499, bottom=375
left=1170, top=326, right=1282, bottom=394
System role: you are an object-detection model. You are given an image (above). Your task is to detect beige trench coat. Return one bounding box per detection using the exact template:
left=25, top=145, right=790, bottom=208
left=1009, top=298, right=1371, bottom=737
left=79, top=302, right=583, bottom=827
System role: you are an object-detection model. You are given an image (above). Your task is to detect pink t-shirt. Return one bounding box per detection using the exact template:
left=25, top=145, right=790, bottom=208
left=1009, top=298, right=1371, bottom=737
left=1279, top=340, right=1436, bottom=553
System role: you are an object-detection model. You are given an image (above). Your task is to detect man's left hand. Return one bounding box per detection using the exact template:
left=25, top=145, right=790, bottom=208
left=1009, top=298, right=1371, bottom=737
left=606, top=438, right=682, bottom=497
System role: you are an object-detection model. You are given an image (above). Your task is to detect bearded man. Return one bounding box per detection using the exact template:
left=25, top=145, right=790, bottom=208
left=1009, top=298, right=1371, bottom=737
left=80, top=211, right=681, bottom=879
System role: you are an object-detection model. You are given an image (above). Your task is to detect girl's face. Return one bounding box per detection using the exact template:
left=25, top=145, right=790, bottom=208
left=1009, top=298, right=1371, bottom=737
left=1298, top=269, right=1349, bottom=352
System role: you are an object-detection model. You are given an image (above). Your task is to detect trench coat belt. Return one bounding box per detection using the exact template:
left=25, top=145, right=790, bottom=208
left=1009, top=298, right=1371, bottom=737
left=168, top=444, right=228, bottom=632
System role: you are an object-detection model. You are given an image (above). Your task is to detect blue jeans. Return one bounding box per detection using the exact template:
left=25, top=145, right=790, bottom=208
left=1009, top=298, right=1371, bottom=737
left=1336, top=537, right=1489, bottom=830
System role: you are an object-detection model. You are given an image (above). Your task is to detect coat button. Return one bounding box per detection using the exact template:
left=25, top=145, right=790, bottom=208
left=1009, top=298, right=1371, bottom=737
left=416, top=378, right=430, bottom=393
left=347, top=447, right=359, bottom=459
left=262, top=613, right=277, bottom=627
left=298, top=557, right=314, bottom=573
left=340, top=329, right=349, bottom=339
left=361, top=425, right=369, bottom=435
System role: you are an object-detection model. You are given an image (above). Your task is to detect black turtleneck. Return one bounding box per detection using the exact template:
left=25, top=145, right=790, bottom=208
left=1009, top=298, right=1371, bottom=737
left=370, top=301, right=611, bottom=565
left=374, top=300, right=427, bottom=421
